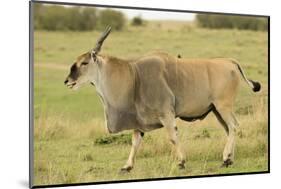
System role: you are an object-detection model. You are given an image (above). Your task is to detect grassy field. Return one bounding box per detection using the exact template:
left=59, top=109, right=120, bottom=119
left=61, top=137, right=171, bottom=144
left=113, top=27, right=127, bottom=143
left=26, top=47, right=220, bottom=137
left=33, top=21, right=268, bottom=186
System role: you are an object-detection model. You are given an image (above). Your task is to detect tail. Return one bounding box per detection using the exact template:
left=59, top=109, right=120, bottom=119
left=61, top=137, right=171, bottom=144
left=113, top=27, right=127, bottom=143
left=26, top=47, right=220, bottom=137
left=230, top=59, right=261, bottom=92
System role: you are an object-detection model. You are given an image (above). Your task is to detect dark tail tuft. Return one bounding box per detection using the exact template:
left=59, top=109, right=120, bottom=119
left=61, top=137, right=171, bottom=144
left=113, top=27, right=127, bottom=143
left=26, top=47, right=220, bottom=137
left=249, top=79, right=261, bottom=92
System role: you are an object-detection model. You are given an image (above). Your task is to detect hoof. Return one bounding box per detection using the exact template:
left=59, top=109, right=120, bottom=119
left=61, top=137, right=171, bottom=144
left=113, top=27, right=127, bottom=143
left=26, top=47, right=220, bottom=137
left=120, top=166, right=132, bottom=173
left=221, top=159, right=233, bottom=168
left=178, top=160, right=186, bottom=170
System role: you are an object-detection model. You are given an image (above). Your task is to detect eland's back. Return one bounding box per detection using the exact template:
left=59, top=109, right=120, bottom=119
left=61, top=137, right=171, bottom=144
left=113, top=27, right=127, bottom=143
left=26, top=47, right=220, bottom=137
left=133, top=53, right=242, bottom=119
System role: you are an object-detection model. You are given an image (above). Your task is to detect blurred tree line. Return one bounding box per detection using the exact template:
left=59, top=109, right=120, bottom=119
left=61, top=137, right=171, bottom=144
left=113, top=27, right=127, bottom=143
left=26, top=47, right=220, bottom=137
left=196, top=14, right=268, bottom=31
left=34, top=4, right=126, bottom=31
left=34, top=4, right=268, bottom=32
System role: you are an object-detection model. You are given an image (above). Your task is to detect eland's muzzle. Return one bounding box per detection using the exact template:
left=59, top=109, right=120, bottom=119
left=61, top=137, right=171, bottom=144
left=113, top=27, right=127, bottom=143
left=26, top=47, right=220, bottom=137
left=64, top=78, right=76, bottom=89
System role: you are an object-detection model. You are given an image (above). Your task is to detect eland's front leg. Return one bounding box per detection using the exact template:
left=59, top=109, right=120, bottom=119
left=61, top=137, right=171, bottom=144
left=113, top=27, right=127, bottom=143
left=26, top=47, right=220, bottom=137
left=121, top=130, right=143, bottom=172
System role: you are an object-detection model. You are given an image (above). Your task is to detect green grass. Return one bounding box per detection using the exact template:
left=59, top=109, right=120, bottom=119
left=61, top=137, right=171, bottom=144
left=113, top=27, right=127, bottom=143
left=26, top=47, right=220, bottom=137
left=33, top=22, right=268, bottom=186
left=34, top=114, right=268, bottom=185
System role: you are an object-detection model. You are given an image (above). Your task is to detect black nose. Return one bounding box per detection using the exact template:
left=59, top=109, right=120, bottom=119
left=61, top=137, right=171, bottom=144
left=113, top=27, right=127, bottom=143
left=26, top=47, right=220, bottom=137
left=64, top=79, right=68, bottom=84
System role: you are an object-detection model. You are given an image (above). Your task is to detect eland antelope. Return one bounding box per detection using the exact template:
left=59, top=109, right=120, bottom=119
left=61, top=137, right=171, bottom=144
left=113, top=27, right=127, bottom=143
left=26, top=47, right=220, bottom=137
left=64, top=27, right=261, bottom=172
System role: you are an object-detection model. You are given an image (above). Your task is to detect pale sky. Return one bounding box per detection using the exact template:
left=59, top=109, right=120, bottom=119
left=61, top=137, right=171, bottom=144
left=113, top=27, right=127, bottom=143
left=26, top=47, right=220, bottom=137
left=62, top=4, right=195, bottom=21
left=115, top=8, right=195, bottom=21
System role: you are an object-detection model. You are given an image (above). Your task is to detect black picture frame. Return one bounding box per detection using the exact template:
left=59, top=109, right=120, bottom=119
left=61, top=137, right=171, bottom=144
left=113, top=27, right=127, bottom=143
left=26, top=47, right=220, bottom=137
left=29, top=1, right=270, bottom=188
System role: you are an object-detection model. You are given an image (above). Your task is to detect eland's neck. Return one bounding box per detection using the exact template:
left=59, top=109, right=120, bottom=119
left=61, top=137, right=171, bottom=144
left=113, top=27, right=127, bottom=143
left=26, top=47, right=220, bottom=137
left=95, top=55, right=136, bottom=111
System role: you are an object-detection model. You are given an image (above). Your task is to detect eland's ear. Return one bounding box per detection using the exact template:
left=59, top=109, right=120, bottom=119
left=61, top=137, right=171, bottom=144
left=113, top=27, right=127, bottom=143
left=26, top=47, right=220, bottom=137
left=90, top=50, right=97, bottom=61
left=92, top=26, right=112, bottom=54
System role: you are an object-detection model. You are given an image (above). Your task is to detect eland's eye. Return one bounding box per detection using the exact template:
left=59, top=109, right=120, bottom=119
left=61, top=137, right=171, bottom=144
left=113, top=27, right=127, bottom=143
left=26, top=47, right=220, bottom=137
left=81, top=62, right=88, bottom=66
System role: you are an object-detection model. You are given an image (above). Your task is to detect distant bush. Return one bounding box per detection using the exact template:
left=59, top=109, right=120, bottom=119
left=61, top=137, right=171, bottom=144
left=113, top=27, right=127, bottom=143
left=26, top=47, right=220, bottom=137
left=34, top=4, right=44, bottom=29
left=33, top=4, right=125, bottom=31
left=131, top=16, right=144, bottom=26
left=94, top=133, right=131, bottom=145
left=196, top=14, right=268, bottom=31
left=98, top=9, right=126, bottom=31
left=80, top=8, right=99, bottom=30
left=34, top=5, right=98, bottom=31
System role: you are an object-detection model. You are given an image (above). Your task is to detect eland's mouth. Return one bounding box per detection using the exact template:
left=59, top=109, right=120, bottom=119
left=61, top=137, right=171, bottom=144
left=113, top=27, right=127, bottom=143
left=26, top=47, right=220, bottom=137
left=66, top=82, right=76, bottom=89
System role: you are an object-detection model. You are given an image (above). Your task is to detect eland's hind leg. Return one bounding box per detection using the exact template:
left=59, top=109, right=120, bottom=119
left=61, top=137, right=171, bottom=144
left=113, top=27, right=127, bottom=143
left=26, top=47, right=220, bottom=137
left=160, top=116, right=185, bottom=169
left=213, top=105, right=239, bottom=167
